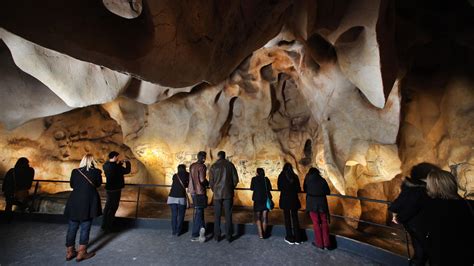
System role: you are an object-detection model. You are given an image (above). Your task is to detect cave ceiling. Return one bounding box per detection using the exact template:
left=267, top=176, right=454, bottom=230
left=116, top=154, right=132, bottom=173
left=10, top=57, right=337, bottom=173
left=0, top=0, right=473, bottom=207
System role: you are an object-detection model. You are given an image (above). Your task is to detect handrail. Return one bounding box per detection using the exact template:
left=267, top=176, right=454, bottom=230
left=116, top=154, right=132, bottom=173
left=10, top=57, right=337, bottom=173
left=17, top=178, right=391, bottom=204
left=1, top=177, right=410, bottom=259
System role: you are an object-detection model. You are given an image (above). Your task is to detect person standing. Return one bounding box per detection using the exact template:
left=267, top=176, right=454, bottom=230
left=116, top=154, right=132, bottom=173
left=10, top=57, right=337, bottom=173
left=167, top=164, right=190, bottom=236
left=424, top=170, right=474, bottom=265
left=209, top=151, right=239, bottom=242
left=304, top=167, right=331, bottom=249
left=278, top=163, right=302, bottom=245
left=250, top=168, right=272, bottom=239
left=389, top=162, right=439, bottom=265
left=64, top=154, right=102, bottom=262
left=188, top=151, right=209, bottom=243
left=102, top=151, right=131, bottom=232
left=2, top=157, right=34, bottom=221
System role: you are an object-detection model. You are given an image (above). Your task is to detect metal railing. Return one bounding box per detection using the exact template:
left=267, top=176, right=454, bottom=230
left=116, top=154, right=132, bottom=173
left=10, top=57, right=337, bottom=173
left=1, top=178, right=411, bottom=259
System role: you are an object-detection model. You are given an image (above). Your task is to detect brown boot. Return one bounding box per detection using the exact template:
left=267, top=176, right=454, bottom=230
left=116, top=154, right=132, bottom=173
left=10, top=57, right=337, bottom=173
left=66, top=246, right=77, bottom=261
left=76, top=245, right=95, bottom=262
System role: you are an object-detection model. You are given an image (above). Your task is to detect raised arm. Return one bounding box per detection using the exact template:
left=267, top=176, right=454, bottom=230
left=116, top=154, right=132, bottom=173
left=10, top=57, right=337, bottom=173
left=122, top=161, right=131, bottom=175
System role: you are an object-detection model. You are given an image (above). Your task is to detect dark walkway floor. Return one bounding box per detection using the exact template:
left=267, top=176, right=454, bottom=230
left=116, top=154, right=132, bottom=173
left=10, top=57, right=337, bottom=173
left=0, top=220, right=381, bottom=265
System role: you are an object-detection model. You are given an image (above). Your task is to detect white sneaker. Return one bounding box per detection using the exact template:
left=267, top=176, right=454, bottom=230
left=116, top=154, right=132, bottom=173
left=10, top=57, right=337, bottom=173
left=198, top=228, right=206, bottom=243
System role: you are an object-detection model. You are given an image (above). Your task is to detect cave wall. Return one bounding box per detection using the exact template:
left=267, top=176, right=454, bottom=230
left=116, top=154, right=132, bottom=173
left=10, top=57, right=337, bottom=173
left=0, top=106, right=149, bottom=194
left=0, top=0, right=473, bottom=225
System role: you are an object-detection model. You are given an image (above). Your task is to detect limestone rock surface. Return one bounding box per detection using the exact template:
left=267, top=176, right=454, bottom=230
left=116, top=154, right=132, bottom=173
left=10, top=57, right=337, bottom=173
left=0, top=28, right=131, bottom=108
left=0, top=41, right=73, bottom=129
left=0, top=106, right=149, bottom=194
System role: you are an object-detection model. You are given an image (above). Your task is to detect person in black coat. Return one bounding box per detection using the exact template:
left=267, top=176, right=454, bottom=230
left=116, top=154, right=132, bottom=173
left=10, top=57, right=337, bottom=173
left=167, top=164, right=190, bottom=236
left=304, top=167, right=331, bottom=249
left=389, top=162, right=440, bottom=266
left=278, top=163, right=302, bottom=244
left=102, top=151, right=131, bottom=232
left=2, top=157, right=34, bottom=220
left=250, top=168, right=273, bottom=239
left=424, top=169, right=474, bottom=266
left=64, top=154, right=102, bottom=262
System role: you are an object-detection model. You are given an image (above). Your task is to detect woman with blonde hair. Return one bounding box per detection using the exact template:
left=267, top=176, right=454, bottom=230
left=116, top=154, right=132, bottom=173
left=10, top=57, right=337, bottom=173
left=64, top=154, right=102, bottom=262
left=424, top=169, right=474, bottom=265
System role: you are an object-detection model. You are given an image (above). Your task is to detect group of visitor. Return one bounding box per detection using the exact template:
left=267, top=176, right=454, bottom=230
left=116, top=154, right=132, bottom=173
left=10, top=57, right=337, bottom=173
left=389, top=163, right=474, bottom=265
left=2, top=154, right=473, bottom=265
left=62, top=151, right=130, bottom=261
left=166, top=151, right=331, bottom=249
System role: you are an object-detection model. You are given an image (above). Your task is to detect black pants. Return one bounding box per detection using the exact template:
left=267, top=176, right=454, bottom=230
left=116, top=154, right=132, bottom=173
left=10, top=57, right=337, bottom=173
left=102, top=190, right=121, bottom=230
left=4, top=194, right=29, bottom=221
left=406, top=226, right=428, bottom=265
left=214, top=198, right=233, bottom=240
left=283, top=209, right=301, bottom=242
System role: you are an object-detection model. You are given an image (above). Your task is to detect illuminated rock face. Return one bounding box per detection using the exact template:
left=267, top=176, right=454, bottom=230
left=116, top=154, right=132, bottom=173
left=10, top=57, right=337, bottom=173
left=102, top=36, right=402, bottom=219
left=0, top=0, right=473, bottom=225
left=0, top=107, right=148, bottom=194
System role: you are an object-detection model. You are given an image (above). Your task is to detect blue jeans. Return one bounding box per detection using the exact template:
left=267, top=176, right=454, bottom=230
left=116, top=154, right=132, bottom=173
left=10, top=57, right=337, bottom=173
left=66, top=219, right=92, bottom=247
left=191, top=195, right=205, bottom=237
left=169, top=204, right=186, bottom=235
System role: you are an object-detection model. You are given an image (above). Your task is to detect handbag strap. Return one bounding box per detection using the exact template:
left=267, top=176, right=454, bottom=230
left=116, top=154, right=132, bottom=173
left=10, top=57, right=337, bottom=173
left=176, top=174, right=187, bottom=191
left=263, top=176, right=270, bottom=199
left=175, top=174, right=191, bottom=205
left=78, top=169, right=96, bottom=188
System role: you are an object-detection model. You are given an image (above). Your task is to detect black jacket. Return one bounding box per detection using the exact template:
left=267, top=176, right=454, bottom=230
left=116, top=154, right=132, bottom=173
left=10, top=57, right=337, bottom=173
left=424, top=199, right=474, bottom=265
left=303, top=172, right=330, bottom=214
left=278, top=173, right=301, bottom=210
left=2, top=167, right=34, bottom=196
left=169, top=172, right=190, bottom=198
left=250, top=175, right=272, bottom=202
left=209, top=159, right=239, bottom=200
left=103, top=161, right=131, bottom=190
left=64, top=167, right=102, bottom=221
left=389, top=177, right=429, bottom=230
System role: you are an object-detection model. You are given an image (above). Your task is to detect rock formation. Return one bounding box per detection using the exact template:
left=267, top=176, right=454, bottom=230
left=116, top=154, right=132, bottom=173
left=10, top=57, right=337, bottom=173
left=0, top=0, right=473, bottom=226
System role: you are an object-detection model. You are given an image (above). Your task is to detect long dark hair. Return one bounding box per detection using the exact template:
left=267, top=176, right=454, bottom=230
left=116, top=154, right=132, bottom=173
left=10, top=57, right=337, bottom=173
left=308, top=167, right=321, bottom=177
left=257, top=168, right=265, bottom=177
left=177, top=164, right=188, bottom=179
left=14, top=157, right=30, bottom=169
left=282, top=163, right=297, bottom=183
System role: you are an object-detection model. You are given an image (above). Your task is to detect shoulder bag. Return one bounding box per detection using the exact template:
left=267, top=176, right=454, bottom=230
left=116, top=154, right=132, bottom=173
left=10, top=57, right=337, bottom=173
left=264, top=177, right=274, bottom=211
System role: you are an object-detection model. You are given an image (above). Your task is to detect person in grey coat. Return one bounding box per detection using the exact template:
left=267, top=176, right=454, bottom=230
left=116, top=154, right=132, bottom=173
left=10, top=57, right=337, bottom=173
left=209, top=151, right=239, bottom=242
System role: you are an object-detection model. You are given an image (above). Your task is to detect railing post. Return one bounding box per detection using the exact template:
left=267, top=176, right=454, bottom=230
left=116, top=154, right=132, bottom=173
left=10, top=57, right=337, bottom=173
left=135, top=186, right=141, bottom=219
left=30, top=181, right=40, bottom=212
left=403, top=227, right=411, bottom=260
